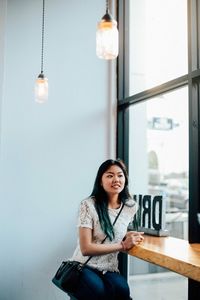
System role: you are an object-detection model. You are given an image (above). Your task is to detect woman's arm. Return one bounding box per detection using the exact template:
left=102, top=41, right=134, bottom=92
left=79, top=228, right=144, bottom=256
left=79, top=227, right=123, bottom=256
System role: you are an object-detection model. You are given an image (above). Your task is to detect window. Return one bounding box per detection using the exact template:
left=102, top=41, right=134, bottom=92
left=128, top=0, right=188, bottom=96
left=117, top=1, right=200, bottom=299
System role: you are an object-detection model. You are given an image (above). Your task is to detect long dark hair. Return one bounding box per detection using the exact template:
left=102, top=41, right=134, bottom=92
left=90, top=159, right=132, bottom=240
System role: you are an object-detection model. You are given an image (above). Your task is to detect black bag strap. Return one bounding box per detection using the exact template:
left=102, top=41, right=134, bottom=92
left=83, top=202, right=125, bottom=265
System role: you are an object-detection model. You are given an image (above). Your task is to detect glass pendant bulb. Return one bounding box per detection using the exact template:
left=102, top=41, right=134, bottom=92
left=35, top=72, right=48, bottom=104
left=96, top=12, right=119, bottom=60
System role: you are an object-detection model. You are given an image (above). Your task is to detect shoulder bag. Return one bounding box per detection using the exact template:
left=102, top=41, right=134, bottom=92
left=52, top=203, right=124, bottom=294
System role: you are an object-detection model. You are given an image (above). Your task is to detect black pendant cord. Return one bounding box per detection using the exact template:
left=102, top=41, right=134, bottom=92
left=106, top=0, right=109, bottom=14
left=40, top=0, right=45, bottom=75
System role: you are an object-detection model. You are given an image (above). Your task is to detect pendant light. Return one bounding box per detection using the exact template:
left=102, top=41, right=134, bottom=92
left=96, top=0, right=119, bottom=60
left=35, top=0, right=48, bottom=103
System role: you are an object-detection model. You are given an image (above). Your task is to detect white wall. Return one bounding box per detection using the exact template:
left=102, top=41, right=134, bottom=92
left=0, top=1, right=117, bottom=299
left=0, top=0, right=6, bottom=137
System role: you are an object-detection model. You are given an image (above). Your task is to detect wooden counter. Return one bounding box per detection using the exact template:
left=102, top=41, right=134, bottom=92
left=128, top=235, right=200, bottom=282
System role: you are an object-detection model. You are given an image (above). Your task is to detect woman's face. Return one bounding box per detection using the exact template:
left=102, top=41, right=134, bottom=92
left=101, top=165, right=125, bottom=196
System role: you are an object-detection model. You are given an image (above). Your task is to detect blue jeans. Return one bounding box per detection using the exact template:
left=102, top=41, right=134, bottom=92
left=72, top=266, right=131, bottom=300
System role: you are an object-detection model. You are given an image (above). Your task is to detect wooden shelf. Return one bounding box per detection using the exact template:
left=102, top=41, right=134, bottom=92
left=128, top=235, right=200, bottom=282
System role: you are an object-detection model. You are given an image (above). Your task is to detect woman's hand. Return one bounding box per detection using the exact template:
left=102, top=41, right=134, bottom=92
left=121, top=231, right=144, bottom=251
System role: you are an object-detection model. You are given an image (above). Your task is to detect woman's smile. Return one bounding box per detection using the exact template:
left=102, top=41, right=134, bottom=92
left=111, top=183, right=121, bottom=188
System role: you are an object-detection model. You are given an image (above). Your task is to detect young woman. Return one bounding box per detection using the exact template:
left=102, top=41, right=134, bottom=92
left=70, top=159, right=144, bottom=300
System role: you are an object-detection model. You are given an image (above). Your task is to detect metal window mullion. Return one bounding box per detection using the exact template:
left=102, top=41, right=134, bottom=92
left=188, top=79, right=200, bottom=243
left=188, top=0, right=200, bottom=244
left=117, top=0, right=130, bottom=280
left=118, top=75, right=188, bottom=108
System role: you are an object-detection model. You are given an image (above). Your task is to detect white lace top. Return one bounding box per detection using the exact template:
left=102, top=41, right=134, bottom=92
left=70, top=197, right=137, bottom=273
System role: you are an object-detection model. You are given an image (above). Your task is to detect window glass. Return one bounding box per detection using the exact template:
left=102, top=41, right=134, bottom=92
left=127, top=0, right=188, bottom=96
left=129, top=86, right=188, bottom=239
left=128, top=86, right=188, bottom=299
